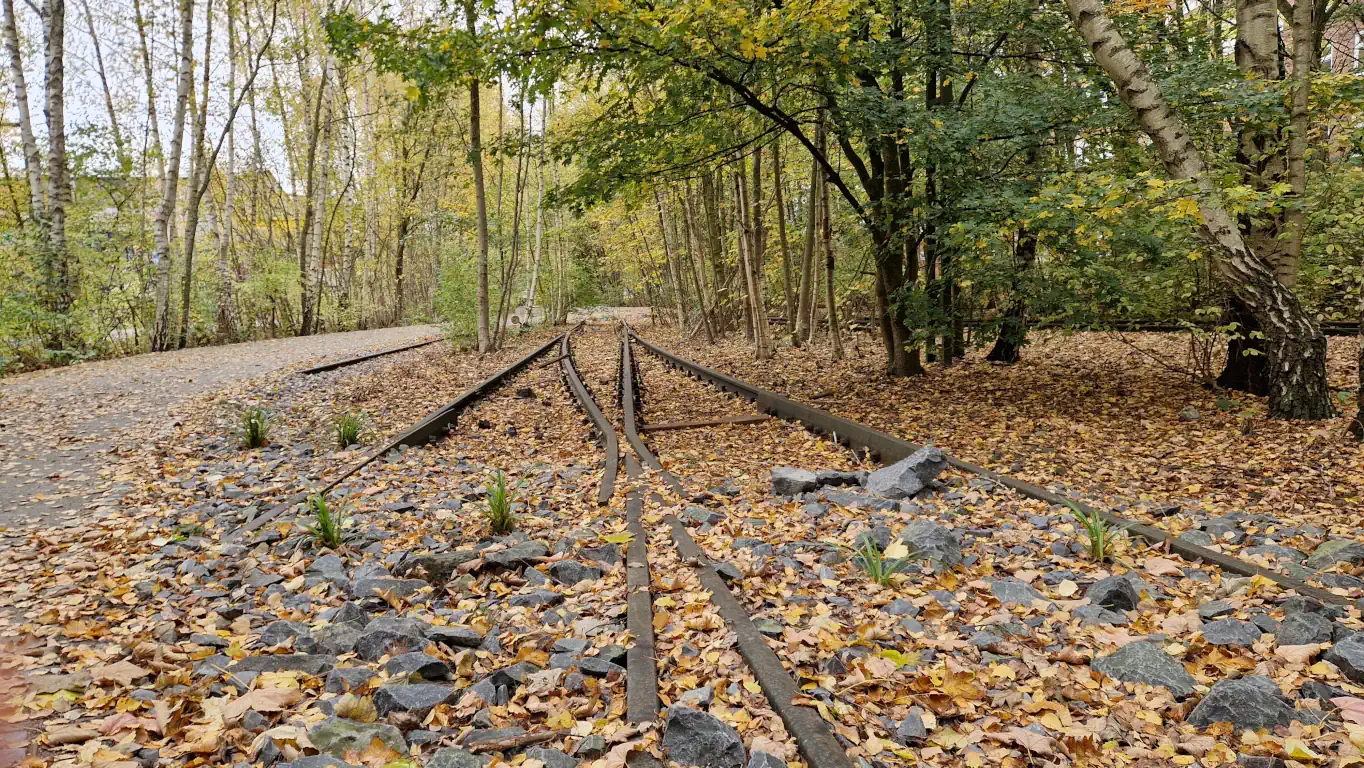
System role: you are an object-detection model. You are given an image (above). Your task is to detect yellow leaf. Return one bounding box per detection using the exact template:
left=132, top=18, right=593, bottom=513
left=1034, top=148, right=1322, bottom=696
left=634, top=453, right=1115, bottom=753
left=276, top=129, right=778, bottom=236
left=602, top=533, right=634, bottom=544
left=882, top=541, right=910, bottom=560
left=1284, top=739, right=1323, bottom=761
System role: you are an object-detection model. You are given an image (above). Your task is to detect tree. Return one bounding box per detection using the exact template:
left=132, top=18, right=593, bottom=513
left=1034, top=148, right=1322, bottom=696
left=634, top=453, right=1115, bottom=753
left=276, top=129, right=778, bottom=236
left=1063, top=0, right=1331, bottom=420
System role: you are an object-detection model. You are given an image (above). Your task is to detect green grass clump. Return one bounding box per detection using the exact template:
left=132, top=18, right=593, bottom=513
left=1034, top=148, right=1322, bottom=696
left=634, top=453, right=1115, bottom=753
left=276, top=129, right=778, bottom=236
left=240, top=406, right=273, bottom=448
left=483, top=471, right=516, bottom=534
left=853, top=538, right=915, bottom=586
left=305, top=493, right=348, bottom=549
left=334, top=411, right=368, bottom=448
left=1067, top=501, right=1129, bottom=562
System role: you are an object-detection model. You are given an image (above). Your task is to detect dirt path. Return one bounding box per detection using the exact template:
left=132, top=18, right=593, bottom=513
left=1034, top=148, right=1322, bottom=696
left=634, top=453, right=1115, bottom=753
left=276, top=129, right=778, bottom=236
left=0, top=326, right=439, bottom=528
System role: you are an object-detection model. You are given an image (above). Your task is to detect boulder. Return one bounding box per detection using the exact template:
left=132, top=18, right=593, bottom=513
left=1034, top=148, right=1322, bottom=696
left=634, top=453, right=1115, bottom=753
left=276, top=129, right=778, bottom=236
left=1086, top=576, right=1140, bottom=612
left=989, top=577, right=1045, bottom=606
left=814, top=469, right=867, bottom=488
left=548, top=561, right=603, bottom=586
left=324, top=667, right=378, bottom=694
left=663, top=705, right=746, bottom=768
left=1306, top=539, right=1364, bottom=570
left=350, top=578, right=428, bottom=600
left=384, top=652, right=451, bottom=681
left=527, top=748, right=579, bottom=768
left=747, top=753, right=784, bottom=768
left=1187, top=677, right=1297, bottom=730
left=428, top=748, right=484, bottom=768
left=897, top=520, right=962, bottom=568
left=230, top=654, right=335, bottom=676
left=314, top=624, right=363, bottom=655
left=1324, top=633, right=1364, bottom=683
left=1277, top=612, right=1334, bottom=647
left=865, top=446, right=947, bottom=499
left=374, top=683, right=457, bottom=718
left=396, top=552, right=479, bottom=584
left=260, top=621, right=316, bottom=653
left=307, top=718, right=407, bottom=758
left=771, top=467, right=818, bottom=496
left=1202, top=618, right=1262, bottom=647
left=1092, top=641, right=1196, bottom=698
left=427, top=626, right=484, bottom=650
left=354, top=630, right=426, bottom=662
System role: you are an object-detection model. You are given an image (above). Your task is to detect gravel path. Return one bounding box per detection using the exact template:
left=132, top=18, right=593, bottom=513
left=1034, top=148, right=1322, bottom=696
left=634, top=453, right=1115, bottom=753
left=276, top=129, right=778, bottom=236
left=0, top=326, right=440, bottom=528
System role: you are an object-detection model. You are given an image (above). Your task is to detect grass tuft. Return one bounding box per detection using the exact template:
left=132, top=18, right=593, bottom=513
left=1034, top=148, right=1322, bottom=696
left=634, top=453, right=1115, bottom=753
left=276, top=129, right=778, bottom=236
left=1067, top=501, right=1129, bottom=562
left=240, top=406, right=273, bottom=448
left=483, top=471, right=516, bottom=534
left=852, top=538, right=915, bottom=586
left=305, top=493, right=348, bottom=549
left=334, top=411, right=368, bottom=449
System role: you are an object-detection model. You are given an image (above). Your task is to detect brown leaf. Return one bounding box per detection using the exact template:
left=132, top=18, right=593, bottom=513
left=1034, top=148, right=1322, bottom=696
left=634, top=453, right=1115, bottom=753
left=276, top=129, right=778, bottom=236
left=987, top=726, right=1056, bottom=755
left=90, top=660, right=150, bottom=687
left=222, top=687, right=304, bottom=724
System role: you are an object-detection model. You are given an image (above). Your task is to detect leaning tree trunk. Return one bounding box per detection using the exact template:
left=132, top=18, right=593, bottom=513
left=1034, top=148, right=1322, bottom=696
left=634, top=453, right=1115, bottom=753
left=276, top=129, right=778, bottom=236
left=1065, top=0, right=1332, bottom=420
left=177, top=0, right=214, bottom=350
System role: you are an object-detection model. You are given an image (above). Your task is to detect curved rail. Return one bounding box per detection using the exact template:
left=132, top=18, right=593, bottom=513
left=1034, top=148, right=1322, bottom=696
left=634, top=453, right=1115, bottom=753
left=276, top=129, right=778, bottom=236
left=618, top=322, right=686, bottom=496
left=229, top=331, right=569, bottom=540
left=629, top=330, right=1350, bottom=607
left=559, top=330, right=618, bottom=505
left=299, top=335, right=445, bottom=375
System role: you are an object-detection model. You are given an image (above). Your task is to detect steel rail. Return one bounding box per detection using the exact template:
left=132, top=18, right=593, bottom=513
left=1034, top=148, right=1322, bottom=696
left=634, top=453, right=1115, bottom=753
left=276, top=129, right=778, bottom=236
left=559, top=330, right=619, bottom=505
left=298, top=336, right=445, bottom=375
left=228, top=331, right=569, bottom=540
left=629, top=330, right=1350, bottom=607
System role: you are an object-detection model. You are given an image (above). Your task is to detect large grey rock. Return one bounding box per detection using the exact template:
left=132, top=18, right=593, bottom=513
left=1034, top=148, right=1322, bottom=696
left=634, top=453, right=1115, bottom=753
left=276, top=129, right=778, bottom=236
left=865, top=446, right=947, bottom=499
left=307, top=554, right=349, bottom=584
left=1277, top=612, right=1334, bottom=646
left=484, top=542, right=549, bottom=568
left=396, top=551, right=479, bottom=583
left=1325, top=633, right=1364, bottom=682
left=1086, top=576, right=1140, bottom=612
left=508, top=589, right=564, bottom=609
left=260, top=621, right=316, bottom=653
left=989, top=577, right=1045, bottom=606
left=897, top=520, right=962, bottom=568
left=1203, top=618, right=1262, bottom=647
left=1091, top=641, right=1196, bottom=697
left=384, top=652, right=451, bottom=681
left=330, top=602, right=369, bottom=629
left=354, top=630, right=426, bottom=661
left=771, top=467, right=818, bottom=496
left=663, top=705, right=745, bottom=768
left=747, top=753, right=784, bottom=768
left=893, top=708, right=928, bottom=744
left=350, top=578, right=428, bottom=599
left=307, top=718, right=407, bottom=757
left=1187, top=677, right=1297, bottom=730
left=527, top=748, right=579, bottom=768
left=1306, top=539, right=1364, bottom=570
left=548, top=561, right=603, bottom=585
left=374, top=683, right=457, bottom=717
left=324, top=667, right=378, bottom=693
left=427, top=626, right=484, bottom=650
left=291, top=757, right=361, bottom=768
left=428, top=748, right=484, bottom=768
left=815, top=469, right=867, bottom=488
left=314, top=624, right=363, bottom=655
left=230, top=654, right=335, bottom=676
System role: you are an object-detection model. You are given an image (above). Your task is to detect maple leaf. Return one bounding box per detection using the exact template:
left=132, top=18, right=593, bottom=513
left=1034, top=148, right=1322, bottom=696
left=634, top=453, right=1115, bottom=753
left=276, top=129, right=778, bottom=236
left=222, top=688, right=304, bottom=724
left=90, top=660, right=149, bottom=687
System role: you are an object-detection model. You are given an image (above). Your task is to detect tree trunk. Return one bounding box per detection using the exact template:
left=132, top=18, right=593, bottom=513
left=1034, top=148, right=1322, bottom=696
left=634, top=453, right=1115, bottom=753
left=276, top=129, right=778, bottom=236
left=43, top=0, right=72, bottom=315
left=820, top=155, right=843, bottom=361
left=1065, top=0, right=1331, bottom=419
left=795, top=128, right=819, bottom=344
left=1217, top=0, right=1282, bottom=393
left=296, top=56, right=329, bottom=336
left=2, top=0, right=44, bottom=224
left=468, top=1, right=490, bottom=352
left=132, top=0, right=164, bottom=180
left=524, top=95, right=547, bottom=315
left=216, top=0, right=238, bottom=342
left=178, top=0, right=214, bottom=349
left=741, top=150, right=772, bottom=359
left=152, top=0, right=195, bottom=352
left=1281, top=0, right=1311, bottom=290
left=771, top=136, right=796, bottom=344
left=308, top=68, right=333, bottom=332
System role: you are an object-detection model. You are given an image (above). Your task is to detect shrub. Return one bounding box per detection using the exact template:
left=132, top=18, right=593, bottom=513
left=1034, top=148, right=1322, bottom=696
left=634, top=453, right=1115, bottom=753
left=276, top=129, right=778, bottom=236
left=334, top=411, right=367, bottom=448
left=483, top=471, right=516, bottom=534
left=305, top=493, right=348, bottom=549
left=240, top=406, right=273, bottom=448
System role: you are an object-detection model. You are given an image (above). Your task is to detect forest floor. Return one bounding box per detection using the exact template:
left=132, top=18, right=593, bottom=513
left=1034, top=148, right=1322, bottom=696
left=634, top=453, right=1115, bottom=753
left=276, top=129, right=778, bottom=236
left=0, top=326, right=440, bottom=529
left=4, top=320, right=1364, bottom=768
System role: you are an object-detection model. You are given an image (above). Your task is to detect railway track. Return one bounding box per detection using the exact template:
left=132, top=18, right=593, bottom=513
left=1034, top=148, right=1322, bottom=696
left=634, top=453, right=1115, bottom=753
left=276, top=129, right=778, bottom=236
left=215, top=322, right=1364, bottom=768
